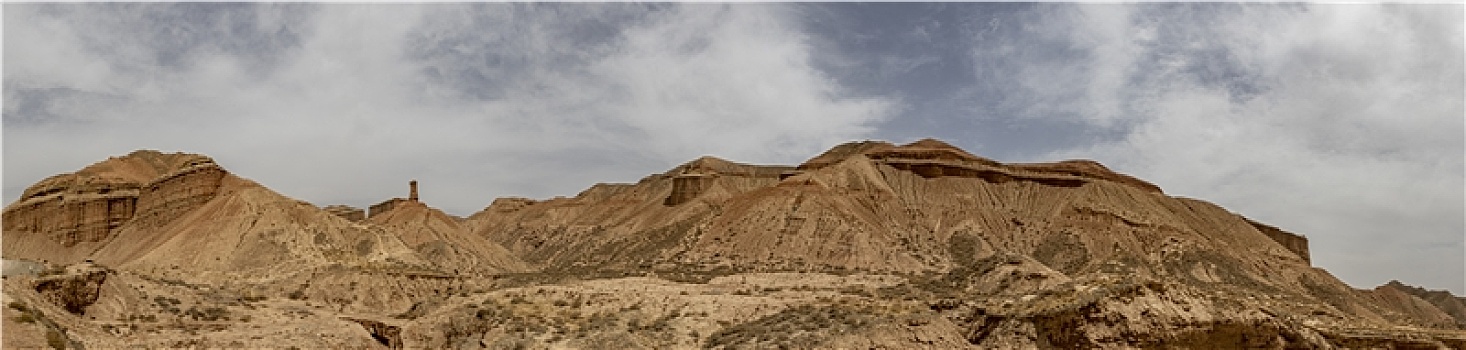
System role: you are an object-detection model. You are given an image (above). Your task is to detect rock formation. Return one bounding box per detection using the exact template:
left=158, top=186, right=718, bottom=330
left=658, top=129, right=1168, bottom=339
left=473, top=139, right=1310, bottom=274
left=1376, top=280, right=1466, bottom=327
left=468, top=138, right=1464, bottom=347
left=323, top=204, right=366, bottom=222
left=368, top=181, right=421, bottom=219
left=1245, top=218, right=1310, bottom=264
left=3, top=141, right=1462, bottom=348
left=1356, top=281, right=1462, bottom=329
left=367, top=199, right=527, bottom=274
left=344, top=317, right=403, bottom=349
left=130, top=162, right=227, bottom=229
left=370, top=198, right=409, bottom=218
left=4, top=151, right=526, bottom=280
left=2, top=151, right=221, bottom=264
left=32, top=263, right=112, bottom=314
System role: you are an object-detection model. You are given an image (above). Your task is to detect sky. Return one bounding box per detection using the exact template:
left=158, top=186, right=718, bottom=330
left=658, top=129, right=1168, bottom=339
left=3, top=3, right=1462, bottom=294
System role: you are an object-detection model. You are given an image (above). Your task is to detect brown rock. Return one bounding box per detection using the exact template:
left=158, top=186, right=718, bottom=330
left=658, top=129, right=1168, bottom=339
left=1245, top=218, right=1310, bottom=264
left=323, top=205, right=366, bottom=222
left=368, top=200, right=527, bottom=274
left=343, top=317, right=403, bottom=349
left=32, top=263, right=111, bottom=314
left=2, top=151, right=220, bottom=264
left=1378, top=280, right=1466, bottom=327
left=370, top=198, right=410, bottom=218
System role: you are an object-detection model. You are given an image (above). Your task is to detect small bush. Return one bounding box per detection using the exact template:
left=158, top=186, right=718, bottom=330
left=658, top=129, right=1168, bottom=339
left=45, top=329, right=65, bottom=350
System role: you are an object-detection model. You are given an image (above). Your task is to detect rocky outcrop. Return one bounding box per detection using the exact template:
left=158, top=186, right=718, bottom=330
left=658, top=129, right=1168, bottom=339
left=370, top=198, right=409, bottom=219
left=797, top=139, right=1162, bottom=193
left=344, top=317, right=403, bottom=349
left=370, top=182, right=423, bottom=218
left=1355, top=282, right=1462, bottom=329
left=130, top=163, right=227, bottom=229
left=32, top=263, right=112, bottom=314
left=1245, top=218, right=1310, bottom=264
left=2, top=151, right=221, bottom=254
left=1379, top=281, right=1466, bottom=327
left=1009, top=159, right=1163, bottom=194
left=576, top=184, right=635, bottom=202
left=663, top=156, right=793, bottom=206
left=324, top=205, right=366, bottom=222
left=665, top=174, right=716, bottom=206
left=2, top=188, right=137, bottom=247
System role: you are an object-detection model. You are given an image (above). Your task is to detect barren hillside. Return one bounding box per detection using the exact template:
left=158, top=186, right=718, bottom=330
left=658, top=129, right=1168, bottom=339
left=4, top=142, right=1463, bottom=349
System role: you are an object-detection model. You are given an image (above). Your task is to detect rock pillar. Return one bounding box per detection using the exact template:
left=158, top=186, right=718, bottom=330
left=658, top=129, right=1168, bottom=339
left=409, top=180, right=419, bottom=202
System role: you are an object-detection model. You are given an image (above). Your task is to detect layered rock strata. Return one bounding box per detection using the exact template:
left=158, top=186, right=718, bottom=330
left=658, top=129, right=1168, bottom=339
left=323, top=205, right=366, bottom=222
left=370, top=198, right=410, bottom=219
left=129, top=163, right=227, bottom=229
left=2, top=151, right=222, bottom=251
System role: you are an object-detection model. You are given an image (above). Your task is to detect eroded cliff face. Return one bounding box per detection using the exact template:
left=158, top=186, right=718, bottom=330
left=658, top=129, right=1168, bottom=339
left=1245, top=218, right=1311, bottom=264
left=2, top=190, right=136, bottom=248
left=2, top=151, right=224, bottom=263
left=322, top=205, right=366, bottom=222
left=130, top=163, right=227, bottom=229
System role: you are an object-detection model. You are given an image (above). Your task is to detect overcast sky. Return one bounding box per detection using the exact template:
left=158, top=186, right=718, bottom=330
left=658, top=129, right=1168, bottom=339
left=4, top=4, right=1461, bottom=294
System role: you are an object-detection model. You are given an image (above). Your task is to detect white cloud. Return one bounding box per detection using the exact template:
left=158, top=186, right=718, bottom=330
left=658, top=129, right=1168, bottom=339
left=991, top=4, right=1464, bottom=293
left=4, top=4, right=892, bottom=217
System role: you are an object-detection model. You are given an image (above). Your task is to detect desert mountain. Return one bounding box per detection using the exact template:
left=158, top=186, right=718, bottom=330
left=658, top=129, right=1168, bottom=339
left=468, top=139, right=1462, bottom=345
left=2, top=150, right=524, bottom=279
left=1369, top=280, right=1466, bottom=328
left=368, top=199, right=527, bottom=275
left=4, top=142, right=1464, bottom=348
left=476, top=139, right=1313, bottom=279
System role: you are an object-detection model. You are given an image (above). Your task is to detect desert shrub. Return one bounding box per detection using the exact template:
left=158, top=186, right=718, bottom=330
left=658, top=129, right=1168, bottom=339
left=153, top=296, right=182, bottom=308
left=184, top=306, right=229, bottom=321
left=45, top=329, right=65, bottom=350
left=159, top=278, right=188, bottom=286
left=705, top=305, right=878, bottom=349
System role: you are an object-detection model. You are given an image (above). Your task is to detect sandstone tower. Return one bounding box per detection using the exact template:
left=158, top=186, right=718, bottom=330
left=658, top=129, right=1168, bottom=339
left=410, top=180, right=419, bottom=202
left=368, top=180, right=418, bottom=218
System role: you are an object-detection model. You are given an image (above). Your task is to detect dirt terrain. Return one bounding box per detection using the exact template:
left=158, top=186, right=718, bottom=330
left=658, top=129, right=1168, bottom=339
left=4, top=141, right=1464, bottom=348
